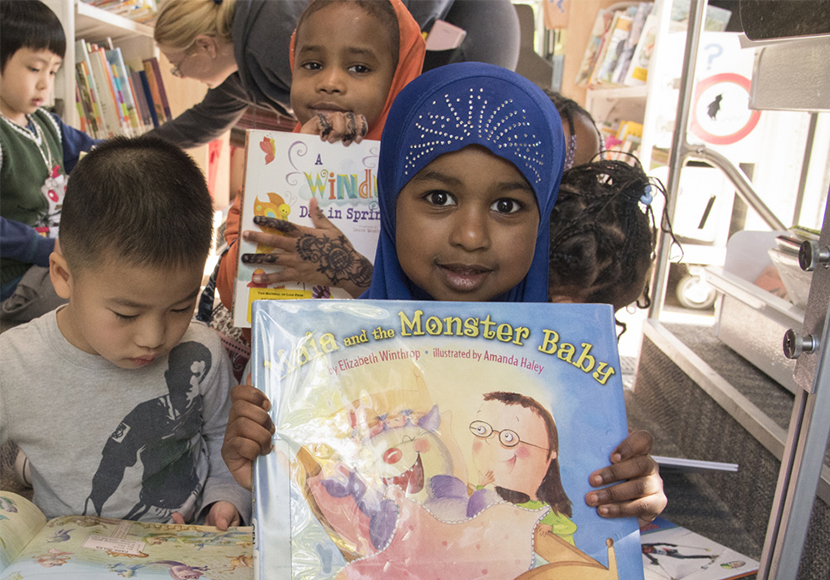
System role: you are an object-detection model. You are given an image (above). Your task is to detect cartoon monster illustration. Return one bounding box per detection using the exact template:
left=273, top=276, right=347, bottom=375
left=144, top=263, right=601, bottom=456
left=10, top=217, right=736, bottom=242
left=34, top=548, right=72, bottom=567
left=260, top=136, right=276, bottom=164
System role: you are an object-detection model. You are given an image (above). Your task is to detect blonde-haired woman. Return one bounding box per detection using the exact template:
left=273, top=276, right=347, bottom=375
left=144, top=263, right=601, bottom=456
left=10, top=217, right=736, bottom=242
left=148, top=0, right=521, bottom=149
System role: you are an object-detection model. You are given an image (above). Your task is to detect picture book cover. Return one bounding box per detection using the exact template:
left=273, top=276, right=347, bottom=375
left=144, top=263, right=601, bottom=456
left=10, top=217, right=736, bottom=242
left=250, top=299, right=644, bottom=580
left=0, top=491, right=253, bottom=579
left=232, top=132, right=381, bottom=328
left=640, top=518, right=759, bottom=580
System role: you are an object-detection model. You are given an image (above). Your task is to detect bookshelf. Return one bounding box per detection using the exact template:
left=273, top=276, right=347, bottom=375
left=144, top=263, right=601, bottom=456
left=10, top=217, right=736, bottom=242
left=43, top=0, right=230, bottom=207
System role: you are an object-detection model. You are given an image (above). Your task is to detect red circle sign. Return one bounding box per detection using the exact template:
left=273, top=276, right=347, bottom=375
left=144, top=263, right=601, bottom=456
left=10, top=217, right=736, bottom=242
left=690, top=73, right=761, bottom=145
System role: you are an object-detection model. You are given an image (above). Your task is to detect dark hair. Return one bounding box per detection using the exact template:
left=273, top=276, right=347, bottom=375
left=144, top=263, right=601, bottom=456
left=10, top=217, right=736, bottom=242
left=545, top=89, right=603, bottom=169
left=549, top=158, right=678, bottom=328
left=0, top=0, right=66, bottom=72
left=295, top=0, right=400, bottom=69
left=482, top=391, right=573, bottom=518
left=59, top=136, right=214, bottom=272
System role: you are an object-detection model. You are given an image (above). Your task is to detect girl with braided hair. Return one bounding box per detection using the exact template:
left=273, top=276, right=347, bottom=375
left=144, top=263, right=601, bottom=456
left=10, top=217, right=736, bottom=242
left=548, top=158, right=677, bottom=320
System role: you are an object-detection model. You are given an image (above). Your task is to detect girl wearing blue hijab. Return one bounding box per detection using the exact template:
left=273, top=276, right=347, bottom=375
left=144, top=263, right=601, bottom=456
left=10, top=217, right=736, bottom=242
left=222, top=63, right=666, bottom=529
left=363, top=62, right=564, bottom=302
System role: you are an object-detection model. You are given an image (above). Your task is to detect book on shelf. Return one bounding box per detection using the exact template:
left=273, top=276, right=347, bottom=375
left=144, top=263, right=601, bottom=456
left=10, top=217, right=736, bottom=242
left=0, top=490, right=254, bottom=579
left=574, top=8, right=614, bottom=86
left=577, top=3, right=655, bottom=89
left=73, top=43, right=171, bottom=136
left=137, top=69, right=161, bottom=128
left=612, top=2, right=654, bottom=85
left=250, top=299, right=645, bottom=580
left=232, top=131, right=382, bottom=328
left=80, top=0, right=158, bottom=24
left=640, top=517, right=759, bottom=579
left=106, top=47, right=143, bottom=134
left=75, top=40, right=123, bottom=138
left=589, top=7, right=636, bottom=86
left=142, top=58, right=173, bottom=124
left=623, top=12, right=658, bottom=86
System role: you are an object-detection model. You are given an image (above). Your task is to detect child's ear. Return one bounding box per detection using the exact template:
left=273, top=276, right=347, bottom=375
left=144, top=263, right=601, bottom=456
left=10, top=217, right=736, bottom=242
left=49, top=239, right=72, bottom=300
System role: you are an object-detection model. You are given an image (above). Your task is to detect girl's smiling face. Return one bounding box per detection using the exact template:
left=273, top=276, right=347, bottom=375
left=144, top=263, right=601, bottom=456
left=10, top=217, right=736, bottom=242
left=395, top=146, right=540, bottom=301
left=471, top=399, right=554, bottom=500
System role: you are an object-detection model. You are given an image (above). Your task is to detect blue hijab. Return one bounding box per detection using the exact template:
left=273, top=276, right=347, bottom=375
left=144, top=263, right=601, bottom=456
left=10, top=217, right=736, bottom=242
left=363, top=62, right=565, bottom=302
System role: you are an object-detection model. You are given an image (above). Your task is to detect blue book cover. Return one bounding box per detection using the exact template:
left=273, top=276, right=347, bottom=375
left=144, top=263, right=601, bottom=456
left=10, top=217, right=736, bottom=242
left=137, top=70, right=159, bottom=128
left=252, top=300, right=644, bottom=580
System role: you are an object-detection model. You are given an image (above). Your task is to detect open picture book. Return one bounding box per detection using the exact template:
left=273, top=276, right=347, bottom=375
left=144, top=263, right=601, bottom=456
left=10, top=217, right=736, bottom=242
left=250, top=300, right=645, bottom=579
left=232, top=131, right=382, bottom=328
left=0, top=491, right=253, bottom=579
left=640, top=517, right=759, bottom=580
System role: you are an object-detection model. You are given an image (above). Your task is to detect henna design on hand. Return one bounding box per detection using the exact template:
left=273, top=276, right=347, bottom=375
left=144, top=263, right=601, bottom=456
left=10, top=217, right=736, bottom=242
left=317, top=114, right=333, bottom=139
left=344, top=112, right=357, bottom=144
left=296, top=233, right=373, bottom=287
left=253, top=216, right=298, bottom=233
left=241, top=253, right=279, bottom=264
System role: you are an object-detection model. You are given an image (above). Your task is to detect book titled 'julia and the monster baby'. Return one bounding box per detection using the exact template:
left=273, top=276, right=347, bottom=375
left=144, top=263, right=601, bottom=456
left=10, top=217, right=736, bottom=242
left=251, top=299, right=644, bottom=580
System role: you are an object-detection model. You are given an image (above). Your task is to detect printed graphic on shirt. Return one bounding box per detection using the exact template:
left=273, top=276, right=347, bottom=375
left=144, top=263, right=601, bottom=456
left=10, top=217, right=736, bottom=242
left=83, top=342, right=212, bottom=521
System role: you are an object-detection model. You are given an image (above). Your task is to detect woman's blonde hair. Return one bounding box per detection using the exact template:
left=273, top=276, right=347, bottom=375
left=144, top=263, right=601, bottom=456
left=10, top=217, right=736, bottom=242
left=154, top=0, right=236, bottom=50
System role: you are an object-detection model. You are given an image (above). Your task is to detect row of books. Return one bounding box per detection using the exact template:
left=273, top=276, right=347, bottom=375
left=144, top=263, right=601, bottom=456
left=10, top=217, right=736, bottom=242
left=575, top=2, right=656, bottom=88
left=601, top=119, right=644, bottom=162
left=74, top=40, right=172, bottom=139
left=80, top=0, right=158, bottom=24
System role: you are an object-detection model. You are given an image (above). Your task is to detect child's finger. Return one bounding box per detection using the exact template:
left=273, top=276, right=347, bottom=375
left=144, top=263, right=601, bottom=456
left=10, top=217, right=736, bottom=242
left=590, top=453, right=658, bottom=487
left=171, top=512, right=186, bottom=525
left=307, top=197, right=337, bottom=230
left=251, top=216, right=300, bottom=235
left=611, top=430, right=653, bottom=463
left=230, top=384, right=272, bottom=412
left=342, top=112, right=360, bottom=145
left=317, top=113, right=333, bottom=139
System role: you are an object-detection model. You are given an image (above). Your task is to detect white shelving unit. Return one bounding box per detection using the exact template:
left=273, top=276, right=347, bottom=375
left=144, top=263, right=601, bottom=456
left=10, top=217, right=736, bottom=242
left=43, top=0, right=156, bottom=129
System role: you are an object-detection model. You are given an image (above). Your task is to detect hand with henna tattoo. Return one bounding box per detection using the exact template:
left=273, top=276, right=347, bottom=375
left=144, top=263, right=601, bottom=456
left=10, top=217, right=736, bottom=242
left=299, top=111, right=369, bottom=145
left=241, top=197, right=373, bottom=298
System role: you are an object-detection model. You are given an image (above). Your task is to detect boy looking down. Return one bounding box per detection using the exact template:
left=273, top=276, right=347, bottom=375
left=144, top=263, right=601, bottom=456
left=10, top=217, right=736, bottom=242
left=0, top=136, right=249, bottom=529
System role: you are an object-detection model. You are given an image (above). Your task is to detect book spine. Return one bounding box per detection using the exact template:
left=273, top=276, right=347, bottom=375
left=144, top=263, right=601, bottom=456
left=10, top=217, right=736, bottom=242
left=130, top=70, right=153, bottom=131
left=106, top=48, right=141, bottom=135
left=148, top=57, right=173, bottom=121
left=86, top=44, right=125, bottom=137
left=74, top=65, right=99, bottom=138
left=79, top=61, right=104, bottom=137
left=138, top=69, right=160, bottom=128
left=142, top=59, right=167, bottom=124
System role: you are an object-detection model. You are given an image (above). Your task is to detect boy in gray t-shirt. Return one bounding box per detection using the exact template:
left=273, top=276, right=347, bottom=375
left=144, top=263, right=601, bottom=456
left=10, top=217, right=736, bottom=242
left=0, top=136, right=250, bottom=528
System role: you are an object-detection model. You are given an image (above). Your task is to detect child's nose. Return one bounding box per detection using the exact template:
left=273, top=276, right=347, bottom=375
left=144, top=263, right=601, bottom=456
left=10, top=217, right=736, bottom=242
left=449, top=209, right=491, bottom=251
left=136, top=317, right=166, bottom=350
left=317, top=68, right=346, bottom=93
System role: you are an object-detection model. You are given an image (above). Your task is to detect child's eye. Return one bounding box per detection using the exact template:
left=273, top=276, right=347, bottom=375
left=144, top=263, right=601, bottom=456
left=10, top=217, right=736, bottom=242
left=491, top=198, right=523, bottom=214
left=425, top=191, right=455, bottom=206
left=114, top=312, right=138, bottom=321
left=172, top=305, right=194, bottom=315
left=348, top=64, right=370, bottom=74
left=301, top=62, right=322, bottom=71
left=28, top=67, right=41, bottom=73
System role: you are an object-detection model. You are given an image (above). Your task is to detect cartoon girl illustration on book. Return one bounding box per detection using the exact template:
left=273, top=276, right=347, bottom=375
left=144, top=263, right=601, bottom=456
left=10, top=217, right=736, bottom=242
left=470, top=391, right=577, bottom=546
